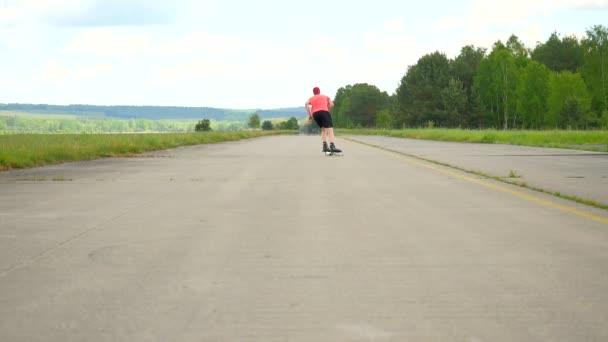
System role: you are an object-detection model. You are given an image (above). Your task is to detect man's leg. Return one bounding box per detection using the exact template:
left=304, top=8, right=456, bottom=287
left=327, top=128, right=341, bottom=153
left=321, top=128, right=327, bottom=142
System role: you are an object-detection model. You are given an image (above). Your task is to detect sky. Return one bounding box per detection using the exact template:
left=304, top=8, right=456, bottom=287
left=0, top=0, right=607, bottom=109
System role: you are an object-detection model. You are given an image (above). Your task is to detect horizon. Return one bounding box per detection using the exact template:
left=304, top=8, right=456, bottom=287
left=0, top=102, right=306, bottom=111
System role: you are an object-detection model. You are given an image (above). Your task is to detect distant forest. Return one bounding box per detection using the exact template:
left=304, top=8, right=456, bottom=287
left=0, top=103, right=306, bottom=121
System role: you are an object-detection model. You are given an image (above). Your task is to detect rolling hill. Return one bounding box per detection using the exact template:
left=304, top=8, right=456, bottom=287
left=0, top=103, right=306, bottom=121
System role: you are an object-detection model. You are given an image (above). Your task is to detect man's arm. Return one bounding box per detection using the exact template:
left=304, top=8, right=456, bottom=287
left=328, top=98, right=334, bottom=110
left=304, top=100, right=312, bottom=120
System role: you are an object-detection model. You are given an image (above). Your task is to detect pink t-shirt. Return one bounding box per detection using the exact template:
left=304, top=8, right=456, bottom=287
left=308, top=94, right=330, bottom=113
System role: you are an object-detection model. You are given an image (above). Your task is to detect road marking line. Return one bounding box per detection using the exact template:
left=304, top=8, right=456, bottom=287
left=351, top=140, right=608, bottom=225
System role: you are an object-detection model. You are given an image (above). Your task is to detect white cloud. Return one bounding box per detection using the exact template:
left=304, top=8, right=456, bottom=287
left=431, top=16, right=461, bottom=33
left=0, top=5, right=20, bottom=27
left=75, top=63, right=113, bottom=80
left=466, top=0, right=549, bottom=29
left=1, top=0, right=89, bottom=26
left=1, top=0, right=179, bottom=27
left=0, top=27, right=21, bottom=49
left=0, top=1, right=86, bottom=50
left=154, top=31, right=243, bottom=57
left=357, top=19, right=422, bottom=88
left=426, top=0, right=574, bottom=56
left=39, top=62, right=72, bottom=81
left=63, top=28, right=152, bottom=57
left=50, top=0, right=178, bottom=27
left=157, top=59, right=235, bottom=84
left=38, top=61, right=114, bottom=82
left=135, top=18, right=423, bottom=101
left=559, top=0, right=608, bottom=9
left=434, top=0, right=606, bottom=37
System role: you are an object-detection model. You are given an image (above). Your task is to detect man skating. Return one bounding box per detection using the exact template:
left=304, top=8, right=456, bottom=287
left=305, top=87, right=342, bottom=154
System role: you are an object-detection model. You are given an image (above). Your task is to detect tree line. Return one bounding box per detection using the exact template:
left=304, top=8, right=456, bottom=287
left=333, top=25, right=608, bottom=130
left=0, top=104, right=305, bottom=121
left=248, top=113, right=300, bottom=131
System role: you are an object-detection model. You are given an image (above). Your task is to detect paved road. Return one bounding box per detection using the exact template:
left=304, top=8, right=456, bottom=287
left=345, top=135, right=608, bottom=205
left=1, top=135, right=608, bottom=341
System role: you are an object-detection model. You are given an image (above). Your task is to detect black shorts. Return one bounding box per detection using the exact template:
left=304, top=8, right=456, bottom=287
left=312, top=111, right=333, bottom=128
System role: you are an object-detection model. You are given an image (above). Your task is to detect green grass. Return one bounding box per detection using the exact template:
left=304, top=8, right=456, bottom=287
left=338, top=128, right=608, bottom=152
left=507, top=170, right=522, bottom=179
left=0, top=110, right=255, bottom=133
left=0, top=131, right=289, bottom=171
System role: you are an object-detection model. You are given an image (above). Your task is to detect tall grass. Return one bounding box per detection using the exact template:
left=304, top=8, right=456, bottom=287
left=338, top=129, right=608, bottom=151
left=0, top=131, right=287, bottom=170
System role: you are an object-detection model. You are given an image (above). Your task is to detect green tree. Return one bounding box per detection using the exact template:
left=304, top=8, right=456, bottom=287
left=450, top=45, right=486, bottom=127
left=248, top=113, right=261, bottom=129
left=396, top=51, right=451, bottom=127
left=506, top=35, right=530, bottom=68
left=581, top=25, right=608, bottom=119
left=451, top=45, right=487, bottom=92
left=276, top=117, right=299, bottom=130
left=547, top=71, right=592, bottom=128
left=284, top=117, right=299, bottom=130
left=332, top=85, right=352, bottom=127
left=474, top=42, right=518, bottom=129
left=473, top=55, right=499, bottom=127
left=532, top=31, right=584, bottom=73
left=375, top=109, right=393, bottom=129
left=441, top=78, right=467, bottom=127
left=333, top=92, right=354, bottom=128
left=333, top=83, right=390, bottom=128
left=517, top=61, right=550, bottom=129
left=261, top=120, right=273, bottom=130
left=349, top=83, right=390, bottom=127
left=195, top=118, right=212, bottom=131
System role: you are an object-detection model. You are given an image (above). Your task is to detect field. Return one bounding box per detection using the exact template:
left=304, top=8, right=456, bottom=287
left=0, top=110, right=309, bottom=133
left=0, top=131, right=288, bottom=171
left=0, top=111, right=252, bottom=133
left=338, top=129, right=608, bottom=152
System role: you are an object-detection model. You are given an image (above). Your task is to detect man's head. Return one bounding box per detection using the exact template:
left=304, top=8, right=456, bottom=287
left=313, top=87, right=320, bottom=95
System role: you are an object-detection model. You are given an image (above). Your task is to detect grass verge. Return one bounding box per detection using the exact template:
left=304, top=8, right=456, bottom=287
left=0, top=131, right=290, bottom=171
left=338, top=128, right=608, bottom=152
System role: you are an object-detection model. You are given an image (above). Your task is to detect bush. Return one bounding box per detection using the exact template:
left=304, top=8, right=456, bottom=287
left=261, top=120, right=274, bottom=130
left=195, top=119, right=212, bottom=132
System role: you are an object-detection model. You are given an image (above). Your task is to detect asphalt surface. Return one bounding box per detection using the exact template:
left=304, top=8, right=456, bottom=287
left=344, top=135, right=608, bottom=205
left=1, top=135, right=608, bottom=341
